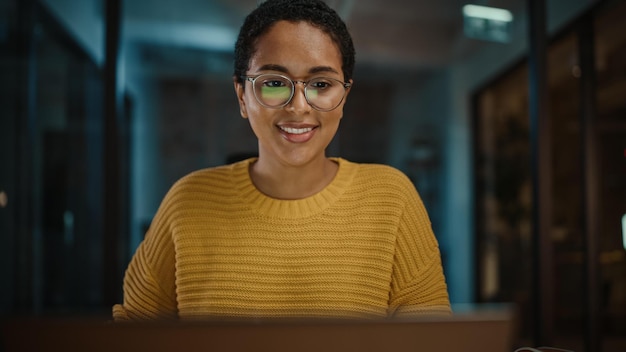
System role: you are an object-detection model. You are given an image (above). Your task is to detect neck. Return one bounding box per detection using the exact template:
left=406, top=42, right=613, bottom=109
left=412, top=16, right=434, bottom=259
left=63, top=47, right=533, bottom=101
left=250, top=156, right=338, bottom=200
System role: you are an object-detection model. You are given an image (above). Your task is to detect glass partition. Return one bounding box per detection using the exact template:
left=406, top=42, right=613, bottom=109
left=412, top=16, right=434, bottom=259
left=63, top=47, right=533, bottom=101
left=1, top=0, right=107, bottom=315
left=594, top=0, right=626, bottom=347
left=474, top=0, right=626, bottom=350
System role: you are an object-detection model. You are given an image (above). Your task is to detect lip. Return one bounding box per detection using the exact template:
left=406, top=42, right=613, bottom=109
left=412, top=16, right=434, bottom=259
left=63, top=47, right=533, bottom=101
left=277, top=123, right=318, bottom=143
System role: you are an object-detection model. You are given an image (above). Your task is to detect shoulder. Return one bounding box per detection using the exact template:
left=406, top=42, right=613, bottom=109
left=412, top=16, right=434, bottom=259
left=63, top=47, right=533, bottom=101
left=337, top=158, right=418, bottom=199
left=166, top=158, right=253, bottom=199
left=176, top=164, right=232, bottom=185
left=340, top=159, right=414, bottom=188
left=357, top=162, right=410, bottom=181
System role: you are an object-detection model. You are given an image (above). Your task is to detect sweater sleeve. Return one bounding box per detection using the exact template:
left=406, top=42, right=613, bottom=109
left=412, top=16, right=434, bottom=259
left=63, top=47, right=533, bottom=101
left=112, top=187, right=179, bottom=321
left=387, top=177, right=451, bottom=317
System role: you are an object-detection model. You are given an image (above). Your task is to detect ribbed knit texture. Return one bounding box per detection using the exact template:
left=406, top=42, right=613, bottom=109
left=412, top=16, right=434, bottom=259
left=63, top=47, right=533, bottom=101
left=113, top=158, right=450, bottom=321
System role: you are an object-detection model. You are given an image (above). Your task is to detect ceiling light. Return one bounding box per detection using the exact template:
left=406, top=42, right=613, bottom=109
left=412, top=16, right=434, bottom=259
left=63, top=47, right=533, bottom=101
left=463, top=4, right=513, bottom=43
left=463, top=4, right=513, bottom=23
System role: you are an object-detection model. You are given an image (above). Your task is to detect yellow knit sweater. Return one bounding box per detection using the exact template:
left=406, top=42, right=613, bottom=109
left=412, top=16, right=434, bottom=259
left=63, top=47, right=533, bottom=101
left=113, top=158, right=450, bottom=321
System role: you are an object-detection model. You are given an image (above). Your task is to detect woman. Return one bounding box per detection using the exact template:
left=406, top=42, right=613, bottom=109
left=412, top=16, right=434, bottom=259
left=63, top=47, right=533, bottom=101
left=113, top=0, right=450, bottom=321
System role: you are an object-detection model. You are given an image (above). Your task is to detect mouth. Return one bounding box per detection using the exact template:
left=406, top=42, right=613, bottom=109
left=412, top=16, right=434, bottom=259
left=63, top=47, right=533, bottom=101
left=277, top=124, right=318, bottom=143
left=279, top=126, right=314, bottom=134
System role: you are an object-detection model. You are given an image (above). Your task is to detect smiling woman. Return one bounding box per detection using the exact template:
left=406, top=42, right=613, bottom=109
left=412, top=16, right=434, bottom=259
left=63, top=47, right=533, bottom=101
left=112, top=0, right=450, bottom=321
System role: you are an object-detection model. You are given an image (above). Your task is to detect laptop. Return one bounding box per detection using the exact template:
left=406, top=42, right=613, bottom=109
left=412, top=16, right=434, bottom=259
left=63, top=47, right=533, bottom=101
left=1, top=306, right=516, bottom=352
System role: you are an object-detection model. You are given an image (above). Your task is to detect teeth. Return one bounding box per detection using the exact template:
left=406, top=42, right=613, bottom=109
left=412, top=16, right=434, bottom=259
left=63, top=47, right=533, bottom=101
left=280, top=126, right=313, bottom=134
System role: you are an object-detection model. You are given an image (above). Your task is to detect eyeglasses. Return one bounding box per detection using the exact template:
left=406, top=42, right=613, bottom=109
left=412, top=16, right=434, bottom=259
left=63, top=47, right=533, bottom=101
left=243, top=73, right=352, bottom=112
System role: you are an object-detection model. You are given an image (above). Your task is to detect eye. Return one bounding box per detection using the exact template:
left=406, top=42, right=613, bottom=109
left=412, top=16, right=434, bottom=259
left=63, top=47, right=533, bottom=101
left=309, top=79, right=334, bottom=90
left=262, top=79, right=287, bottom=88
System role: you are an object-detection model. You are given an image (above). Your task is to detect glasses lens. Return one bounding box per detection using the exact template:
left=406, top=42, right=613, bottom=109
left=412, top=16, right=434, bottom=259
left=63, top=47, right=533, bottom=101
left=250, top=74, right=348, bottom=111
left=306, top=77, right=346, bottom=111
left=254, top=75, right=293, bottom=107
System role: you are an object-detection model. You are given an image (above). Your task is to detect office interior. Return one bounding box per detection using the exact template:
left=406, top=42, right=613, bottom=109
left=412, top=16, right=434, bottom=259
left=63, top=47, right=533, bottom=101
left=0, top=0, right=625, bottom=351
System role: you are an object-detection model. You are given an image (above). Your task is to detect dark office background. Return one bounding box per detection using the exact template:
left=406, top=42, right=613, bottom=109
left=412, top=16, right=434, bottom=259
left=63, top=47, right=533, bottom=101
left=1, top=0, right=625, bottom=350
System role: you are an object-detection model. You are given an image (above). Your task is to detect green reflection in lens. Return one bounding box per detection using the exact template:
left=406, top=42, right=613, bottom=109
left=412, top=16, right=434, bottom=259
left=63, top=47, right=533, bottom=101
left=307, top=89, right=319, bottom=99
left=261, top=86, right=291, bottom=102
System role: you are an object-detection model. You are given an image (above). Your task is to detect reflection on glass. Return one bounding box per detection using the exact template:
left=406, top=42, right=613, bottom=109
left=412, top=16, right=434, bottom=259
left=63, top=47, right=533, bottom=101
left=622, top=214, right=626, bottom=251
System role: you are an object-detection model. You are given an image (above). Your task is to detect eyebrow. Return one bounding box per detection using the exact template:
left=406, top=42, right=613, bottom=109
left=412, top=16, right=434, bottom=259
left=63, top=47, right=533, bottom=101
left=257, top=64, right=340, bottom=76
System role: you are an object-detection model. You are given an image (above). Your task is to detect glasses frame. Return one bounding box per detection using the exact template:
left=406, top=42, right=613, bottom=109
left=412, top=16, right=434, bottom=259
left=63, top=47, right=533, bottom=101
left=242, top=73, right=352, bottom=112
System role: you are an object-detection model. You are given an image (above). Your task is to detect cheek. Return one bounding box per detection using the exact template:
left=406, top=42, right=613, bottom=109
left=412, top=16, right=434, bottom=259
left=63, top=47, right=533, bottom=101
left=328, top=110, right=344, bottom=126
left=245, top=106, right=266, bottom=128
left=245, top=117, right=265, bottom=143
left=321, top=113, right=342, bottom=140
left=245, top=108, right=274, bottom=137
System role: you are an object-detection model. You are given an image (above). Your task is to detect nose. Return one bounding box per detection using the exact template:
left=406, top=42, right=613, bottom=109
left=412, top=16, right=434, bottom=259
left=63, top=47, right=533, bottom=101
left=285, top=81, right=312, bottom=114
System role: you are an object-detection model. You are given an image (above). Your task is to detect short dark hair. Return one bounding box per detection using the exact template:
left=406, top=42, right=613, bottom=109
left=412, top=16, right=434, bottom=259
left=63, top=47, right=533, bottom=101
left=233, top=0, right=355, bottom=84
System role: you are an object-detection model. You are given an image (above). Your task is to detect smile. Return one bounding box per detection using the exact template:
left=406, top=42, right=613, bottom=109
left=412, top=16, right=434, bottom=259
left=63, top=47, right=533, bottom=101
left=277, top=124, right=317, bottom=143
left=279, top=126, right=314, bottom=134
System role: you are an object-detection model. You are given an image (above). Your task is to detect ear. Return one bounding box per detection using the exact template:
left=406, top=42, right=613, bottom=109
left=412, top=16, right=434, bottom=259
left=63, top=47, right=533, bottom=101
left=345, top=79, right=353, bottom=99
left=234, top=78, right=248, bottom=119
left=339, top=79, right=354, bottom=119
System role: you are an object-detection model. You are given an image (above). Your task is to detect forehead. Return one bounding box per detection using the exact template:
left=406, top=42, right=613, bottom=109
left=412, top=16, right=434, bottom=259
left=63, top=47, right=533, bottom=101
left=249, top=21, right=343, bottom=76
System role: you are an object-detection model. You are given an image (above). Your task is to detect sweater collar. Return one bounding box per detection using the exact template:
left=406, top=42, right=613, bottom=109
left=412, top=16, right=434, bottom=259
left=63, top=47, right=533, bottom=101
left=232, top=157, right=356, bottom=219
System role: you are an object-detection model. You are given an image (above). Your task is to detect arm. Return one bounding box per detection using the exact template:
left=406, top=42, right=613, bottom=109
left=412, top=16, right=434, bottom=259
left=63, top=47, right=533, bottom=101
left=113, top=192, right=178, bottom=321
left=388, top=180, right=451, bottom=317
